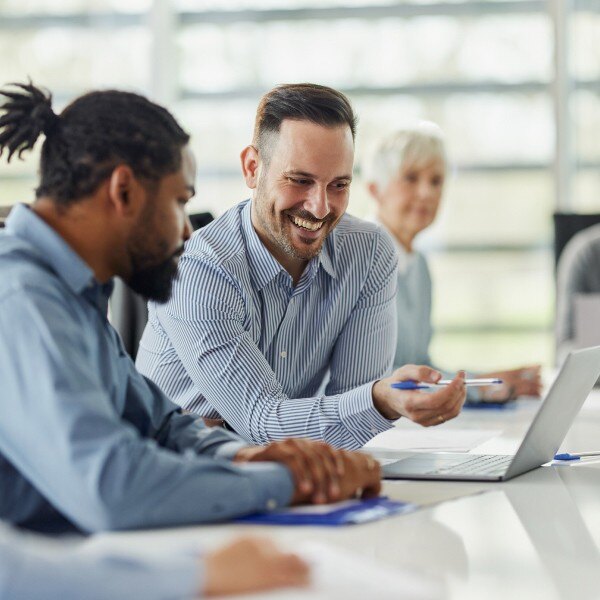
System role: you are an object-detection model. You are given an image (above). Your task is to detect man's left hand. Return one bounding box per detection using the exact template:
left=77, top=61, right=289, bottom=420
left=234, top=438, right=380, bottom=505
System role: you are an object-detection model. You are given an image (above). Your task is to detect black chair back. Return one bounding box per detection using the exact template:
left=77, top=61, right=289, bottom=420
left=553, top=212, right=600, bottom=268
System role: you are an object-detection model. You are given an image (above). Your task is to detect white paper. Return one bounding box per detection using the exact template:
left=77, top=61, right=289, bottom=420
left=364, top=426, right=500, bottom=453
left=227, top=541, right=443, bottom=600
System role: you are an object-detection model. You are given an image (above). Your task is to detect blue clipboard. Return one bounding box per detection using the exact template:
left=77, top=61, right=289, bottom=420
left=234, top=497, right=416, bottom=526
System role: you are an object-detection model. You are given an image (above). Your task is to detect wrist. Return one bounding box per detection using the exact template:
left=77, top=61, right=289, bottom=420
left=233, top=446, right=260, bottom=462
left=372, top=380, right=399, bottom=420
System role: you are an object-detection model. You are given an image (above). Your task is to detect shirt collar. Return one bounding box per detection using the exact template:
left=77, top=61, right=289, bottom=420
left=5, top=204, right=112, bottom=308
left=240, top=199, right=337, bottom=291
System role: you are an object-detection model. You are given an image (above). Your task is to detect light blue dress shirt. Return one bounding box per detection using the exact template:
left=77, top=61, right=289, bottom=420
left=0, top=204, right=293, bottom=533
left=0, top=522, right=199, bottom=599
left=136, top=200, right=398, bottom=450
left=391, top=249, right=434, bottom=369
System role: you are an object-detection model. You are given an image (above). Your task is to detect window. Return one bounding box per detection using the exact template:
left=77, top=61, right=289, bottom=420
left=2, top=0, right=599, bottom=369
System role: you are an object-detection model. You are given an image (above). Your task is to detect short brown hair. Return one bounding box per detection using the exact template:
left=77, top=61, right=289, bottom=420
left=253, top=83, right=357, bottom=155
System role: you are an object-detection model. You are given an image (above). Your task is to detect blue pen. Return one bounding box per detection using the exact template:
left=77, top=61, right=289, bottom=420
left=554, top=452, right=600, bottom=461
left=391, top=378, right=503, bottom=391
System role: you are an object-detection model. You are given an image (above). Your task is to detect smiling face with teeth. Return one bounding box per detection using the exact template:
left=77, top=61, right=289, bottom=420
left=242, top=119, right=354, bottom=282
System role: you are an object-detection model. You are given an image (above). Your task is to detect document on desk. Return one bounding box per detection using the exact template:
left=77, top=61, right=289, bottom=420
left=235, top=497, right=415, bottom=526
left=365, top=424, right=501, bottom=453
left=228, top=541, right=443, bottom=600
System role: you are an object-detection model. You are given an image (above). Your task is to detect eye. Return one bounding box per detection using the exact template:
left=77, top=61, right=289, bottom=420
left=431, top=177, right=444, bottom=187
left=403, top=172, right=418, bottom=184
left=288, top=177, right=311, bottom=186
left=330, top=181, right=350, bottom=191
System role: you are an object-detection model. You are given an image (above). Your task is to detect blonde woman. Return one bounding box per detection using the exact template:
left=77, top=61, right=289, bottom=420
left=366, top=124, right=541, bottom=401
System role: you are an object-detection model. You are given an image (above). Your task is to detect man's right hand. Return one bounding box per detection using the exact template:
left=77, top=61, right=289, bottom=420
left=234, top=438, right=381, bottom=505
left=372, top=365, right=466, bottom=425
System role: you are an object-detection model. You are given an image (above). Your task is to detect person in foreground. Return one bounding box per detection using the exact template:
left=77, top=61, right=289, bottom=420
left=0, top=522, right=309, bottom=599
left=0, top=81, right=381, bottom=534
left=366, top=123, right=542, bottom=401
left=136, top=83, right=466, bottom=449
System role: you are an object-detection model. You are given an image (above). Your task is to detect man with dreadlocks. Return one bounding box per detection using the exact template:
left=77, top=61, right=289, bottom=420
left=0, top=81, right=381, bottom=539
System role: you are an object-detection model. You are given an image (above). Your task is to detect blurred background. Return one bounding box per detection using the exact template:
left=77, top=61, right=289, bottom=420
left=1, top=0, right=599, bottom=371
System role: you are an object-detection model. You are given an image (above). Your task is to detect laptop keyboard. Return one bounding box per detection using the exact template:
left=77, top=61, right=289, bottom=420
left=426, top=455, right=513, bottom=477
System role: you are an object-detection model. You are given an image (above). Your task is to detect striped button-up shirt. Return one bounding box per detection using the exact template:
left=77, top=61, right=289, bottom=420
left=136, top=199, right=398, bottom=449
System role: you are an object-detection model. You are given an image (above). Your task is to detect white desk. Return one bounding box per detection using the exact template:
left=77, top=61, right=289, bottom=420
left=85, top=393, right=600, bottom=599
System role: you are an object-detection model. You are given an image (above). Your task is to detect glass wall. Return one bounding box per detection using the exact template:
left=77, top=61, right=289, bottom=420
left=1, top=0, right=599, bottom=369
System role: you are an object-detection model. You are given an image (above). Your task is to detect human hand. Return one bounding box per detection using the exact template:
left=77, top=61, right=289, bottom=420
left=479, top=365, right=542, bottom=401
left=234, top=438, right=347, bottom=505
left=204, top=536, right=310, bottom=596
left=336, top=450, right=382, bottom=500
left=372, top=365, right=466, bottom=425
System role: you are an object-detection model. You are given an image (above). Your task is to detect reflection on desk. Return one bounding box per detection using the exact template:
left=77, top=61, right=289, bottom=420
left=83, top=394, right=600, bottom=599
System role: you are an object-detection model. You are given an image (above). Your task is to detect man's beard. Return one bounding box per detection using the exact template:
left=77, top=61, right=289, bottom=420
left=127, top=246, right=183, bottom=303
left=255, top=175, right=335, bottom=262
left=125, top=200, right=184, bottom=304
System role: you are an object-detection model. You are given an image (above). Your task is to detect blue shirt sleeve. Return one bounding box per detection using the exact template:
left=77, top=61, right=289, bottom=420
left=0, top=523, right=200, bottom=600
left=0, top=285, right=293, bottom=532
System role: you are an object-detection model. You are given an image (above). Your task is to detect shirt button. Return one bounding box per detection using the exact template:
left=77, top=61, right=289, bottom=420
left=266, top=499, right=278, bottom=510
left=280, top=351, right=287, bottom=358
left=370, top=427, right=377, bottom=434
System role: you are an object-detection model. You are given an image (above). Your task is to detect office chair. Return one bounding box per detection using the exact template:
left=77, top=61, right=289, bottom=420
left=553, top=212, right=600, bottom=268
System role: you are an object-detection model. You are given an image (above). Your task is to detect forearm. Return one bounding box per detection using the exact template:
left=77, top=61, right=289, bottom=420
left=0, top=534, right=200, bottom=600
left=62, top=437, right=295, bottom=531
left=220, top=380, right=393, bottom=450
left=156, top=409, right=249, bottom=459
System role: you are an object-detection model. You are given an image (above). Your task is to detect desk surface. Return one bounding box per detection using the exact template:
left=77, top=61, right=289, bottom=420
left=87, top=393, right=600, bottom=600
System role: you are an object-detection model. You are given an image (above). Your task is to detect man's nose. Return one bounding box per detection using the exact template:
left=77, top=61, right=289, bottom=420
left=183, top=214, right=193, bottom=241
left=304, top=186, right=330, bottom=220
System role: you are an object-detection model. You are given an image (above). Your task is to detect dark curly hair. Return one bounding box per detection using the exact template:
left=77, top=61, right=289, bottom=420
left=0, top=81, right=190, bottom=205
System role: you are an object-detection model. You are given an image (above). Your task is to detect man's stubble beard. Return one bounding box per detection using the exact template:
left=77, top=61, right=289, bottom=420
left=254, top=173, right=332, bottom=263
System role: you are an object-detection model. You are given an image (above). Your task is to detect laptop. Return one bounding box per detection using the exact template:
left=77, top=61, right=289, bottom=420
left=378, top=346, right=600, bottom=482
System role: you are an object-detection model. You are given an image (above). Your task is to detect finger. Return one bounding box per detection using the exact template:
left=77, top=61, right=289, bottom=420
left=406, top=383, right=463, bottom=414
left=312, top=442, right=343, bottom=501
left=392, top=364, right=442, bottom=384
left=351, top=453, right=382, bottom=498
left=293, top=441, right=330, bottom=504
left=273, top=553, right=311, bottom=587
left=409, top=382, right=465, bottom=424
left=361, top=457, right=382, bottom=498
left=268, top=443, right=314, bottom=496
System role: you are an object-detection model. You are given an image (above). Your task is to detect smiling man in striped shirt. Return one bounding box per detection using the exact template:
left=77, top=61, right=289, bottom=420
left=136, top=83, right=466, bottom=450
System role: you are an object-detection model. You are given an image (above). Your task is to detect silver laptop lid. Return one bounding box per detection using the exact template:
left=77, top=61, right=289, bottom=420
left=505, top=346, right=600, bottom=479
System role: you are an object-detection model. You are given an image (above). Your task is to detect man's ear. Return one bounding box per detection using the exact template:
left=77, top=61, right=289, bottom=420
left=240, top=145, right=260, bottom=190
left=107, top=165, right=143, bottom=216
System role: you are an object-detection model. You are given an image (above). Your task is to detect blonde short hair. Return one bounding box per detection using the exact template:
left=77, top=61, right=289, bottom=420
left=366, top=122, right=447, bottom=190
